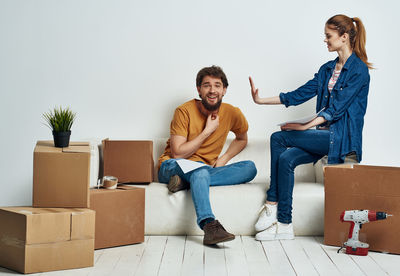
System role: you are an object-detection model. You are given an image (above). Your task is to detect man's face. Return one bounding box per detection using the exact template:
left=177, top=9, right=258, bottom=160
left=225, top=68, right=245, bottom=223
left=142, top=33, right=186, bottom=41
left=197, top=75, right=227, bottom=111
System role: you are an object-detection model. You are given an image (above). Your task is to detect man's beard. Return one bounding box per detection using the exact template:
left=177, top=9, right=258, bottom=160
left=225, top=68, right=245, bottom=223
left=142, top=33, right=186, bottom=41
left=201, top=96, right=222, bottom=111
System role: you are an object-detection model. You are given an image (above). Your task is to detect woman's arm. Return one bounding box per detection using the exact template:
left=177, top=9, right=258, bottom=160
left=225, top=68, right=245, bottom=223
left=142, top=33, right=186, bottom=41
left=249, top=77, right=282, bottom=105
left=280, top=116, right=327, bottom=131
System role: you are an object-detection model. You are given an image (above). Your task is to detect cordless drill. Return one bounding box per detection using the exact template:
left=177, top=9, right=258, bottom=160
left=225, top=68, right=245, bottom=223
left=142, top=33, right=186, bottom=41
left=340, top=210, right=392, bottom=256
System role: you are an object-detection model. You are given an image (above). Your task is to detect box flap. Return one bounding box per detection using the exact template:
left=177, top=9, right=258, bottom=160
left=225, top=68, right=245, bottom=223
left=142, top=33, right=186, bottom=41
left=116, top=185, right=142, bottom=191
left=35, top=141, right=90, bottom=153
left=63, top=146, right=90, bottom=153
left=70, top=209, right=95, bottom=240
left=69, top=142, right=90, bottom=146
left=35, top=141, right=62, bottom=153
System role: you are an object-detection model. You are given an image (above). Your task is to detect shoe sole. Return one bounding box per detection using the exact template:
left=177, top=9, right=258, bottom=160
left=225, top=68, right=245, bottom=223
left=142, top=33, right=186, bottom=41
left=275, top=233, right=294, bottom=240
left=255, top=233, right=294, bottom=241
left=203, top=235, right=235, bottom=245
left=168, top=175, right=185, bottom=193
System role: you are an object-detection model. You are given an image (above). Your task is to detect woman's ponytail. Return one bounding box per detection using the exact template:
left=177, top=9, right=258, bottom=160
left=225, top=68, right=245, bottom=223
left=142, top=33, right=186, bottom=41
left=352, top=17, right=372, bottom=69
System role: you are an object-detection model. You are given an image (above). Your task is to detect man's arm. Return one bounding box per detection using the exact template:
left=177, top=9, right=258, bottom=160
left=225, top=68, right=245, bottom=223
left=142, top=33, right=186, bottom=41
left=214, top=131, right=248, bottom=167
left=170, top=113, right=219, bottom=159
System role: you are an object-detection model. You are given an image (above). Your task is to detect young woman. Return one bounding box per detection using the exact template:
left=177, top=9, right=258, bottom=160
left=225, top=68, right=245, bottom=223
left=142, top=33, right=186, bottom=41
left=250, top=14, right=372, bottom=241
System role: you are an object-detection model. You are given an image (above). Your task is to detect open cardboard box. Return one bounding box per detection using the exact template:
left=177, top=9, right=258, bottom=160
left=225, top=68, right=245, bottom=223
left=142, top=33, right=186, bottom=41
left=102, top=139, right=154, bottom=183
left=0, top=207, right=95, bottom=274
left=90, top=185, right=145, bottom=249
left=324, top=164, right=400, bottom=254
left=33, top=141, right=91, bottom=208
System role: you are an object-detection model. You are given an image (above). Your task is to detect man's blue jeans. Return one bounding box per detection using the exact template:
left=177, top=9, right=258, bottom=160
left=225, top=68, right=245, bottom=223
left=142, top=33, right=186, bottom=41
left=268, top=130, right=330, bottom=224
left=158, top=159, right=257, bottom=227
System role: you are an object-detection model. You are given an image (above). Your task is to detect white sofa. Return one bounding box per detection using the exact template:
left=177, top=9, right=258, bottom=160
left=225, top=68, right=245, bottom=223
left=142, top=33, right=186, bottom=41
left=129, top=138, right=329, bottom=236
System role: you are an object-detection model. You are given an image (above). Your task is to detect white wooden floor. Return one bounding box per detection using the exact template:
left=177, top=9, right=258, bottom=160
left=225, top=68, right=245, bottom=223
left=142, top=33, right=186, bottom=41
left=1, top=236, right=399, bottom=276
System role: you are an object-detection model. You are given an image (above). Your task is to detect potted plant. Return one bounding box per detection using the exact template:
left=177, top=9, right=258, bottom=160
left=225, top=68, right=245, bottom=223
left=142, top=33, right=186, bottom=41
left=43, top=107, right=76, bottom=148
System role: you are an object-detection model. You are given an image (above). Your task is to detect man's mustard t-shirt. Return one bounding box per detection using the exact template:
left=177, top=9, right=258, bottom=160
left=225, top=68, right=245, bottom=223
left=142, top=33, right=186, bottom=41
left=158, top=99, right=248, bottom=168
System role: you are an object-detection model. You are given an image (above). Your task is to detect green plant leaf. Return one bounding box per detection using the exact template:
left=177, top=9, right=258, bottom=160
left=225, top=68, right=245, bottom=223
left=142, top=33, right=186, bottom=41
left=42, top=106, right=76, bottom=132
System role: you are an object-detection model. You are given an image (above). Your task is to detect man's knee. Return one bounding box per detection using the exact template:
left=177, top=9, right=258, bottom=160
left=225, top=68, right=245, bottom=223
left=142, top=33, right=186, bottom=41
left=242, top=160, right=257, bottom=180
left=190, top=168, right=210, bottom=184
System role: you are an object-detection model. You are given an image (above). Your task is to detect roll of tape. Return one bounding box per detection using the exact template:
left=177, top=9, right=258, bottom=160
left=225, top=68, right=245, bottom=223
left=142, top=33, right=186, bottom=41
left=102, top=176, right=118, bottom=189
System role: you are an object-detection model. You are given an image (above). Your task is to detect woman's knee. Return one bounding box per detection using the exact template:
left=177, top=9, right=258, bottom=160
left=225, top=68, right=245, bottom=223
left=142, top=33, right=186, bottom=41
left=270, top=131, right=286, bottom=146
left=278, top=151, right=297, bottom=171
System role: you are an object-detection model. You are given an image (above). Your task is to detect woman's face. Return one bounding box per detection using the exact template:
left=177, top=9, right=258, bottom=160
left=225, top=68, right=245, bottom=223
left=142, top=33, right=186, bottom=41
left=324, top=25, right=348, bottom=52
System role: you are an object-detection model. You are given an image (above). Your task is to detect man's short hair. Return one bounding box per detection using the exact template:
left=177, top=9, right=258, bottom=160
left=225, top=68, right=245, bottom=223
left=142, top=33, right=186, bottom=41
left=196, top=65, right=229, bottom=88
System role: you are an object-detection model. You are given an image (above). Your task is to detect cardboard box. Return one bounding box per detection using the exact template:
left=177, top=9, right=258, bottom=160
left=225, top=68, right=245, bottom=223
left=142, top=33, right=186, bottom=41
left=33, top=141, right=91, bottom=208
left=324, top=164, right=400, bottom=254
left=102, top=140, right=154, bottom=183
left=90, top=185, right=145, bottom=249
left=0, top=207, right=95, bottom=274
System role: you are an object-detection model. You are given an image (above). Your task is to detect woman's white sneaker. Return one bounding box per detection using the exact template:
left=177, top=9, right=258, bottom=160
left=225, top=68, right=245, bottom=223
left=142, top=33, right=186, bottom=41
left=255, top=203, right=278, bottom=232
left=255, top=224, right=277, bottom=241
left=255, top=222, right=294, bottom=241
left=275, top=222, right=294, bottom=240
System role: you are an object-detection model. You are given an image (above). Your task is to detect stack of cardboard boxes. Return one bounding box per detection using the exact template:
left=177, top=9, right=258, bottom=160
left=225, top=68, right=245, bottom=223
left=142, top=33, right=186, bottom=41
left=0, top=140, right=153, bottom=274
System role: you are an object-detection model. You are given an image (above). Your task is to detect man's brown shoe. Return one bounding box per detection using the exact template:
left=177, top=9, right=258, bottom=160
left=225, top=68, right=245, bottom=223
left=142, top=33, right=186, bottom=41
left=203, top=220, right=235, bottom=245
left=167, top=175, right=189, bottom=193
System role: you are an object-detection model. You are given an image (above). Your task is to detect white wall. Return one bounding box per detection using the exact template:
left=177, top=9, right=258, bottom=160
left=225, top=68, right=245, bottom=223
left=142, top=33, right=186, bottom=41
left=1, top=0, right=399, bottom=206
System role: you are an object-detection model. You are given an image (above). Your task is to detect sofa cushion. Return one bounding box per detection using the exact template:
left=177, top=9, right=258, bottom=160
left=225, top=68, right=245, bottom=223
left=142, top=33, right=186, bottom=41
left=135, top=178, right=324, bottom=236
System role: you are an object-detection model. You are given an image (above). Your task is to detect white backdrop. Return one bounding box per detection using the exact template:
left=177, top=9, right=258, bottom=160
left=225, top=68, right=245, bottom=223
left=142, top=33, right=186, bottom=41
left=1, top=0, right=399, bottom=206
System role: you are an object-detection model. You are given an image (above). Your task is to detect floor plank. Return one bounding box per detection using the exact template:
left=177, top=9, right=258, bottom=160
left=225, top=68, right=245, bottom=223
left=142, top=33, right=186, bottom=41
left=134, top=236, right=167, bottom=276
left=241, top=236, right=272, bottom=276
left=181, top=236, right=204, bottom=276
left=107, top=237, right=149, bottom=276
left=224, top=237, right=250, bottom=276
left=158, top=236, right=186, bottom=276
left=298, top=236, right=342, bottom=276
left=204, top=241, right=227, bottom=276
left=350, top=254, right=388, bottom=276
left=369, top=251, right=400, bottom=276
left=87, top=244, right=134, bottom=276
left=261, top=240, right=295, bottom=276
left=280, top=238, right=319, bottom=276
left=315, top=236, right=365, bottom=276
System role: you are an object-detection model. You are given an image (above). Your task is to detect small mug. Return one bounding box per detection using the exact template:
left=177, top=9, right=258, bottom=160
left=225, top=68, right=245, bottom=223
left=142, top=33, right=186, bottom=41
left=102, top=175, right=118, bottom=189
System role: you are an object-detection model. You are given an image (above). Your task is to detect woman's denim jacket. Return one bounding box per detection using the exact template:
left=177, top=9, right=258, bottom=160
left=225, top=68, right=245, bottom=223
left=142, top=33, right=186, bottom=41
left=279, top=53, right=370, bottom=164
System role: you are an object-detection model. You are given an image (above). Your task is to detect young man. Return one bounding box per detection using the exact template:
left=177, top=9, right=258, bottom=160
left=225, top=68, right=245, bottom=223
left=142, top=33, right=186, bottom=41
left=158, top=65, right=257, bottom=245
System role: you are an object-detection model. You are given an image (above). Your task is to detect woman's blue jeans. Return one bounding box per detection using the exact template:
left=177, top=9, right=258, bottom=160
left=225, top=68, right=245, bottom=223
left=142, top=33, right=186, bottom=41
left=158, top=159, right=257, bottom=227
left=268, top=130, right=330, bottom=224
